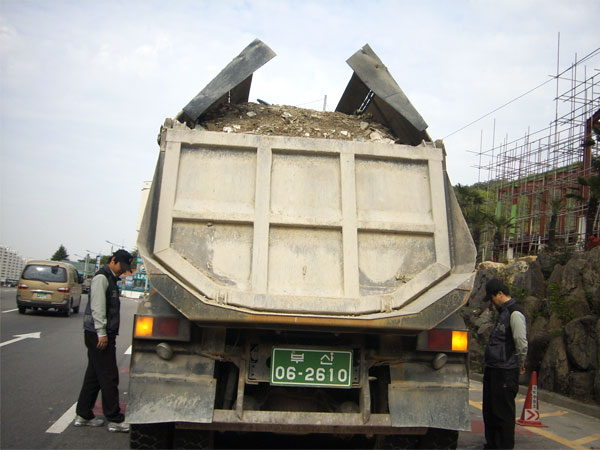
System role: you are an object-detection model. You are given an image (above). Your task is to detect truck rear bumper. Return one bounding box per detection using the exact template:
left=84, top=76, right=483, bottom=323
left=180, top=410, right=426, bottom=435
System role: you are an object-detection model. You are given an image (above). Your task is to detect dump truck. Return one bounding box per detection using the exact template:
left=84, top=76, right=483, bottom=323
left=128, top=39, right=477, bottom=449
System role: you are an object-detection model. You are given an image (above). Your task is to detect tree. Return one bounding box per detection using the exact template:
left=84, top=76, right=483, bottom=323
left=454, top=184, right=490, bottom=262
left=540, top=195, right=565, bottom=250
left=566, top=157, right=600, bottom=247
left=51, top=244, right=69, bottom=261
left=485, top=214, right=513, bottom=262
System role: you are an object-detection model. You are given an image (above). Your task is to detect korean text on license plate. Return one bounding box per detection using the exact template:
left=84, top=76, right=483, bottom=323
left=270, top=348, right=353, bottom=388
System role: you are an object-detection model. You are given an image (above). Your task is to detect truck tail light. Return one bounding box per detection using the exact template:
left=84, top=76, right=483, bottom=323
left=18, top=284, right=29, bottom=290
left=417, top=330, right=469, bottom=352
left=58, top=287, right=70, bottom=293
left=423, top=330, right=468, bottom=352
left=134, top=315, right=182, bottom=339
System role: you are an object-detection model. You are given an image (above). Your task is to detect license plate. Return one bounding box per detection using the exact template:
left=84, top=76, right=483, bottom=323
left=34, top=292, right=50, bottom=299
left=270, top=348, right=353, bottom=388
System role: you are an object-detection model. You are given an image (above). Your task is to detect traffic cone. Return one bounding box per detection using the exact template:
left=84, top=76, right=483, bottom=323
left=516, top=371, right=547, bottom=427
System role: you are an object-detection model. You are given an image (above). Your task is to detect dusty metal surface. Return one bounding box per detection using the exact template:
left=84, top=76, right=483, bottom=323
left=179, top=410, right=427, bottom=435
left=175, top=38, right=275, bottom=126
left=336, top=44, right=430, bottom=145
left=126, top=352, right=217, bottom=424
left=388, top=362, right=470, bottom=431
left=141, top=126, right=475, bottom=318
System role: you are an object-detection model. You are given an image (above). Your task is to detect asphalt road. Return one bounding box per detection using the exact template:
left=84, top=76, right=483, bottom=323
left=2, top=285, right=600, bottom=449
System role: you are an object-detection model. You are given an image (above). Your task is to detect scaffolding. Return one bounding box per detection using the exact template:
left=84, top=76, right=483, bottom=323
left=476, top=47, right=600, bottom=261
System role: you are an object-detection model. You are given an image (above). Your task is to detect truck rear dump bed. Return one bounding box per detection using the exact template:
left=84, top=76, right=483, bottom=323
left=138, top=39, right=476, bottom=331
left=128, top=40, right=477, bottom=447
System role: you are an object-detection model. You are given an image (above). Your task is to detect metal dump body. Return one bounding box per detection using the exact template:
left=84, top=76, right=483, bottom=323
left=138, top=122, right=476, bottom=328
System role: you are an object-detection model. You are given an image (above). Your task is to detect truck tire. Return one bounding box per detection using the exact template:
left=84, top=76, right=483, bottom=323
left=172, top=429, right=212, bottom=449
left=375, top=434, right=419, bottom=449
left=417, top=428, right=458, bottom=449
left=130, top=423, right=174, bottom=449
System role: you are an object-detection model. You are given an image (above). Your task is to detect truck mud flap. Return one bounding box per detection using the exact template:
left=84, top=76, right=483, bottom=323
left=127, top=352, right=217, bottom=424
left=388, top=362, right=470, bottom=431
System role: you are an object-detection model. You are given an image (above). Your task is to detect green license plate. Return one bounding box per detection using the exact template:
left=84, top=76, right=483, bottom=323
left=34, top=292, right=50, bottom=299
left=270, top=348, right=353, bottom=388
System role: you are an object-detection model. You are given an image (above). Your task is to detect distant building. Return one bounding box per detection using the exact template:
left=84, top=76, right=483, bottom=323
left=0, top=246, right=26, bottom=285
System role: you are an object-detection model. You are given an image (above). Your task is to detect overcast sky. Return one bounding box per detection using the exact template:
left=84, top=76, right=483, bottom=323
left=1, top=0, right=599, bottom=261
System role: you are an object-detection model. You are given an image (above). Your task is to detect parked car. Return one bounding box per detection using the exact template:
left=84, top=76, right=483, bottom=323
left=81, top=278, right=91, bottom=294
left=16, top=260, right=82, bottom=316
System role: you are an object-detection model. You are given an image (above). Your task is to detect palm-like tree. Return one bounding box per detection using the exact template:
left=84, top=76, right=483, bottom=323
left=540, top=196, right=565, bottom=250
left=567, top=157, right=600, bottom=246
left=485, top=214, right=513, bottom=262
left=454, top=184, right=489, bottom=262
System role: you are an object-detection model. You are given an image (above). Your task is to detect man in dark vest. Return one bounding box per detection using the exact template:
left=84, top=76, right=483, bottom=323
left=73, top=249, right=133, bottom=433
left=482, top=278, right=528, bottom=449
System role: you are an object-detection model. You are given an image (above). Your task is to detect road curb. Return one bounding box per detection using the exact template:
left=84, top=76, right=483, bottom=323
left=470, top=373, right=600, bottom=419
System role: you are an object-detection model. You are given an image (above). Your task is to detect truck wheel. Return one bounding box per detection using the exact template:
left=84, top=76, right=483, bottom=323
left=375, top=434, right=419, bottom=449
left=417, top=428, right=458, bottom=449
left=173, top=429, right=212, bottom=449
left=130, top=423, right=174, bottom=449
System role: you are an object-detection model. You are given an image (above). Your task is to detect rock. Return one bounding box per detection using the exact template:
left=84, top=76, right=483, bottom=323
left=537, top=251, right=562, bottom=278
left=466, top=269, right=500, bottom=310
left=360, top=121, right=369, bottom=130
left=521, top=296, right=542, bottom=326
left=591, top=286, right=600, bottom=315
left=528, top=316, right=551, bottom=372
left=369, top=131, right=383, bottom=141
left=246, top=111, right=257, bottom=117
left=539, top=335, right=569, bottom=394
left=222, top=126, right=234, bottom=133
left=513, top=260, right=545, bottom=299
left=568, top=371, right=595, bottom=402
left=564, top=316, right=598, bottom=370
left=595, top=370, right=600, bottom=404
left=473, top=309, right=494, bottom=328
left=567, top=289, right=592, bottom=317
left=548, top=312, right=563, bottom=334
left=340, top=130, right=349, bottom=136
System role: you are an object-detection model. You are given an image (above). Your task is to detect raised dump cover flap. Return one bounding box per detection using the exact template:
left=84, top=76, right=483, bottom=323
left=150, top=125, right=457, bottom=316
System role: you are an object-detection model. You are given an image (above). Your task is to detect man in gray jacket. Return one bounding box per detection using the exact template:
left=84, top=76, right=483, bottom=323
left=73, top=249, right=133, bottom=433
left=482, top=278, right=528, bottom=449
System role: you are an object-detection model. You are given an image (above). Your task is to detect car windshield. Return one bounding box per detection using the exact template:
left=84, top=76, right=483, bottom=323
left=22, top=265, right=67, bottom=283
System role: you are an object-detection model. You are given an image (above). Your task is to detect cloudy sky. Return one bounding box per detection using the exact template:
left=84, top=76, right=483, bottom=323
left=1, top=0, right=599, bottom=261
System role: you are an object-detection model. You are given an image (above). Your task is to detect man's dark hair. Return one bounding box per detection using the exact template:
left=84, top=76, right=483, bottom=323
left=485, top=278, right=510, bottom=299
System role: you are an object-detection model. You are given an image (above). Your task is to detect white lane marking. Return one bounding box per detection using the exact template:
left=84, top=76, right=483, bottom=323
left=46, top=402, right=77, bottom=434
left=2, top=308, right=18, bottom=313
left=125, top=345, right=132, bottom=355
left=0, top=331, right=41, bottom=348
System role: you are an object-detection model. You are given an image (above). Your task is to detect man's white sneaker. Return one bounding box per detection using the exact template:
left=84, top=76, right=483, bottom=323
left=73, top=415, right=105, bottom=427
left=107, top=421, right=130, bottom=433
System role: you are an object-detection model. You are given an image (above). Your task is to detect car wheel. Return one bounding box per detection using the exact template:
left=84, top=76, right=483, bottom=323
left=64, top=299, right=72, bottom=317
left=73, top=303, right=80, bottom=314
left=18, top=306, right=26, bottom=314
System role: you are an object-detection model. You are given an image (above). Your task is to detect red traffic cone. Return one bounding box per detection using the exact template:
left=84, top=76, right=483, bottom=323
left=516, top=371, right=547, bottom=427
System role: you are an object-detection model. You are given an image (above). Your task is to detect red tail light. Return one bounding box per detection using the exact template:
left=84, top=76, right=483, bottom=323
left=18, top=284, right=29, bottom=290
left=58, top=287, right=70, bottom=293
left=427, top=330, right=468, bottom=352
left=134, top=315, right=184, bottom=340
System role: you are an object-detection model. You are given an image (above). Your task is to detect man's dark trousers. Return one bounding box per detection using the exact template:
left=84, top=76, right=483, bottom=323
left=75, top=330, right=124, bottom=422
left=482, top=366, right=519, bottom=449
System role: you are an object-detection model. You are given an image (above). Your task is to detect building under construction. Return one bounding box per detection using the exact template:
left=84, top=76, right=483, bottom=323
left=477, top=47, right=600, bottom=261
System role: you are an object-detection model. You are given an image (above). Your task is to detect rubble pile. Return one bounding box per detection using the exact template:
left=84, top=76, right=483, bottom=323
left=198, top=102, right=398, bottom=143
